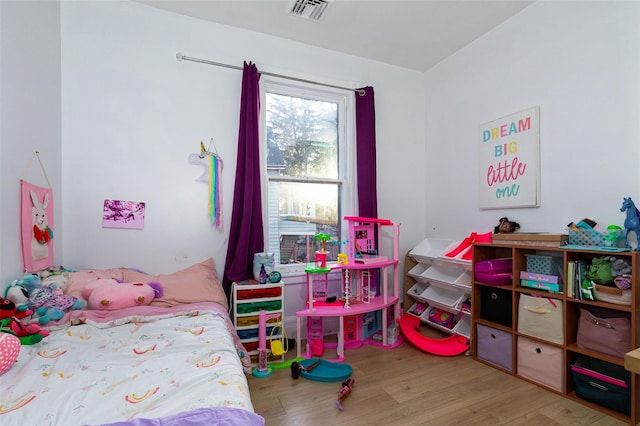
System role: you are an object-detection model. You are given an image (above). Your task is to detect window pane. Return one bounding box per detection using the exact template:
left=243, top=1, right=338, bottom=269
left=267, top=181, right=340, bottom=265
left=266, top=93, right=338, bottom=179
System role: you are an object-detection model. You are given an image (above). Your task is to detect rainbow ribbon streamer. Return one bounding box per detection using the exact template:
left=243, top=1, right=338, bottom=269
left=208, top=155, right=223, bottom=229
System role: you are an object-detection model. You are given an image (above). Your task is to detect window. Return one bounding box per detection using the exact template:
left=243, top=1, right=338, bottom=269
left=263, top=81, right=354, bottom=269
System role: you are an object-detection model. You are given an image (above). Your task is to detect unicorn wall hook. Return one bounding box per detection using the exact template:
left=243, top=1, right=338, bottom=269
left=620, top=197, right=640, bottom=251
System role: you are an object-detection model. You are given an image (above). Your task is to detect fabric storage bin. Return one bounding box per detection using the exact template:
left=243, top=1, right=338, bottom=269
left=517, top=336, right=563, bottom=391
left=480, top=286, right=512, bottom=327
left=477, top=324, right=513, bottom=371
left=571, top=355, right=631, bottom=415
left=576, top=306, right=631, bottom=359
left=517, top=294, right=563, bottom=344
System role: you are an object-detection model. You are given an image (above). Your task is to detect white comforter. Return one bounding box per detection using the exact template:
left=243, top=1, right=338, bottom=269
left=0, top=302, right=262, bottom=426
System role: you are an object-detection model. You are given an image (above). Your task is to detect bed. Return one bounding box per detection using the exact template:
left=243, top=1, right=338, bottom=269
left=0, top=258, right=265, bottom=426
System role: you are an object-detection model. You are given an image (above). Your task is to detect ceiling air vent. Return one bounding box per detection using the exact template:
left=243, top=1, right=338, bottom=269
left=289, top=0, right=332, bottom=21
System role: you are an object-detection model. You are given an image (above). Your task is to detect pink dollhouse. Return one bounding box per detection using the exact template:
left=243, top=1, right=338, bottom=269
left=296, top=216, right=402, bottom=362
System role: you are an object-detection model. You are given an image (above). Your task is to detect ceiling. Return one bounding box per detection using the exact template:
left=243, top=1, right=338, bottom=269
left=134, top=0, right=535, bottom=72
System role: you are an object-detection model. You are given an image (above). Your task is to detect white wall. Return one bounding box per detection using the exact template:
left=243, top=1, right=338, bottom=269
left=59, top=1, right=426, bottom=278
left=0, top=1, right=62, bottom=285
left=423, top=1, right=640, bottom=240
left=3, top=1, right=638, bottom=324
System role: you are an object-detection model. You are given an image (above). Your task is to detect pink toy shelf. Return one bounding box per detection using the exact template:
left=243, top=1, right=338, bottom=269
left=296, top=216, right=403, bottom=362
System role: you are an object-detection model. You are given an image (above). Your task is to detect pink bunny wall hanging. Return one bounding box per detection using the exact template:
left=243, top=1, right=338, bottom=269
left=21, top=180, right=55, bottom=272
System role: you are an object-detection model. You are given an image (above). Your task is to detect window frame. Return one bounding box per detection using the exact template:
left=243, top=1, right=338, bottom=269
left=260, top=78, right=356, bottom=275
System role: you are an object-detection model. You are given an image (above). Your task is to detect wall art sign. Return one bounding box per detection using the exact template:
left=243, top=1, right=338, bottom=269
left=478, top=106, right=540, bottom=209
left=102, top=200, right=146, bottom=229
left=21, top=180, right=55, bottom=272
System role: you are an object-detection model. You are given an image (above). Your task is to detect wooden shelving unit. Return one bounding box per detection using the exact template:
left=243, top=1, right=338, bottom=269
left=471, top=242, right=639, bottom=425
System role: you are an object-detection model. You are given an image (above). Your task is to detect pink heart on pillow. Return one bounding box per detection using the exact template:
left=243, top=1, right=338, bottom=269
left=0, top=333, right=21, bottom=375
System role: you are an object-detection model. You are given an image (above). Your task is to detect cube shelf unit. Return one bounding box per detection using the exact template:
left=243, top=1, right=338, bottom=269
left=404, top=238, right=472, bottom=339
left=471, top=242, right=639, bottom=425
left=232, top=280, right=285, bottom=366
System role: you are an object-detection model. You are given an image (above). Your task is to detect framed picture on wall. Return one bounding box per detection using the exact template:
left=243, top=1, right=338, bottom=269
left=102, top=200, right=146, bottom=229
left=478, top=106, right=540, bottom=209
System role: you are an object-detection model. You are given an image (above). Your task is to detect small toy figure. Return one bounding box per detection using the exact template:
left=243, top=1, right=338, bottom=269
left=259, top=264, right=268, bottom=284
left=336, top=378, right=355, bottom=411
left=290, top=359, right=321, bottom=379
left=620, top=197, right=640, bottom=251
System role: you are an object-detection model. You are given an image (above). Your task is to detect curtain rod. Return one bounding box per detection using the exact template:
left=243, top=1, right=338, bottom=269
left=176, top=53, right=365, bottom=96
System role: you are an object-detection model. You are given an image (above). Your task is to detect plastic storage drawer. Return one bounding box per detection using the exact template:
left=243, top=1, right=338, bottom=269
left=517, top=294, right=563, bottom=344
left=517, top=336, right=563, bottom=392
left=477, top=324, right=513, bottom=371
left=236, top=286, right=282, bottom=300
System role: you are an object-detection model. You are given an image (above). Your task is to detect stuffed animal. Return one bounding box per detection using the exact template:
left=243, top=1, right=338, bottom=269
left=0, top=298, right=49, bottom=345
left=0, top=317, right=48, bottom=345
left=20, top=274, right=86, bottom=322
left=81, top=279, right=162, bottom=310
left=5, top=279, right=61, bottom=325
left=4, top=281, right=30, bottom=314
left=603, top=256, right=632, bottom=277
left=0, top=297, right=32, bottom=322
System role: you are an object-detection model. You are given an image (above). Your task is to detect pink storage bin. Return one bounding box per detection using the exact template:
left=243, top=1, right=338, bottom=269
left=517, top=336, right=563, bottom=392
left=474, top=258, right=512, bottom=286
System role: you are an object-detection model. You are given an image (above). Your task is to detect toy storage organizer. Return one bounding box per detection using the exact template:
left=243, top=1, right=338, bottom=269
left=471, top=243, right=639, bottom=425
left=404, top=238, right=472, bottom=339
left=295, top=217, right=403, bottom=362
left=232, top=281, right=285, bottom=366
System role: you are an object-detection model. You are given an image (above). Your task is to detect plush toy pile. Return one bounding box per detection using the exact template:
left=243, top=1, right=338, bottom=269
left=4, top=270, right=86, bottom=326
left=0, top=268, right=164, bottom=376
left=0, top=297, right=50, bottom=345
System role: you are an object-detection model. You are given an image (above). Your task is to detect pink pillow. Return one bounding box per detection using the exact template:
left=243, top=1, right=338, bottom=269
left=122, top=258, right=227, bottom=310
left=64, top=268, right=125, bottom=299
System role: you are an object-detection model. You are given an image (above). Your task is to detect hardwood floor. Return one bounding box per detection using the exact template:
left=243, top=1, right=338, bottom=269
left=248, top=335, right=627, bottom=426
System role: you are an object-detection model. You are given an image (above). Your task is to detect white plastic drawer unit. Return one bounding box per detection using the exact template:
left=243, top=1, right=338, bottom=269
left=409, top=238, right=455, bottom=263
left=407, top=282, right=428, bottom=301
left=420, top=285, right=465, bottom=310
left=407, top=263, right=429, bottom=282
left=423, top=265, right=472, bottom=290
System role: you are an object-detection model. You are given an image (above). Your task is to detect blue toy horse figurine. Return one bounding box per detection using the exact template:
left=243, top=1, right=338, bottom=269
left=620, top=197, right=640, bottom=251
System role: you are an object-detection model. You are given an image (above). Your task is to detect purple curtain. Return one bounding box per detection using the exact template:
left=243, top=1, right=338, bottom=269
left=223, top=62, right=264, bottom=297
left=355, top=86, right=378, bottom=218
